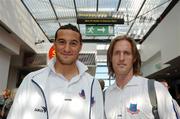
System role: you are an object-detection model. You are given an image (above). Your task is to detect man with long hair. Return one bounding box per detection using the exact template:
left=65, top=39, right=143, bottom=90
left=104, top=35, right=177, bottom=118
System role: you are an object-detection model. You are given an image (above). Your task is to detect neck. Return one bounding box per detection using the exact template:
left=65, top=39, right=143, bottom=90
left=115, top=71, right=133, bottom=89
left=54, top=61, right=79, bottom=80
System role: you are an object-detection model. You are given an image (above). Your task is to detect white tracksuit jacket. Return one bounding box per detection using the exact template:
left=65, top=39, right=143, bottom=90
left=7, top=59, right=104, bottom=119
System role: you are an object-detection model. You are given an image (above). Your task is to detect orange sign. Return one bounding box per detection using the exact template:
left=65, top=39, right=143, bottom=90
left=48, top=45, right=56, bottom=59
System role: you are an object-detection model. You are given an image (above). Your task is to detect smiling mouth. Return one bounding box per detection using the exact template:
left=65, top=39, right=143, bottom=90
left=62, top=53, right=73, bottom=56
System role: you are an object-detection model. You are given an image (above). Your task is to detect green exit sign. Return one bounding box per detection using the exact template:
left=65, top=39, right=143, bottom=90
left=86, top=25, right=114, bottom=36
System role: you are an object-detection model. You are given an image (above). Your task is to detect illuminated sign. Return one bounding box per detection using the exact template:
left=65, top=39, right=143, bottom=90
left=86, top=25, right=114, bottom=36
left=77, top=12, right=124, bottom=24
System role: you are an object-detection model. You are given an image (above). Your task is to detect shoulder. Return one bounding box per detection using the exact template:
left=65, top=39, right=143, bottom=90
left=25, top=67, right=49, bottom=79
left=154, top=80, right=169, bottom=93
left=81, top=72, right=94, bottom=82
left=20, top=67, right=49, bottom=85
left=135, top=75, right=148, bottom=81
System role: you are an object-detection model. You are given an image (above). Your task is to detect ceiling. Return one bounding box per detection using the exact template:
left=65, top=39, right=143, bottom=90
left=21, top=0, right=177, bottom=44
left=19, top=0, right=180, bottom=81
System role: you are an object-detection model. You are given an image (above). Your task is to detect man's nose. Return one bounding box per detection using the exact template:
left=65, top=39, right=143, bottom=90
left=119, top=53, right=125, bottom=61
left=64, top=43, right=70, bottom=52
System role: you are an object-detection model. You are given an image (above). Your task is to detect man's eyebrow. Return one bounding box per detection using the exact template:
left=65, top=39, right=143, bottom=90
left=71, top=39, right=79, bottom=42
left=56, top=38, right=64, bottom=41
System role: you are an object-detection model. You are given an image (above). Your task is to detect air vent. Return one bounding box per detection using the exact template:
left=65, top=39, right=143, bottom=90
left=23, top=53, right=96, bottom=76
left=24, top=53, right=47, bottom=66
left=78, top=53, right=96, bottom=66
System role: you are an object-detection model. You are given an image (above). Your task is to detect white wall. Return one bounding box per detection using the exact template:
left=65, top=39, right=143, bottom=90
left=0, top=0, right=52, bottom=91
left=141, top=1, right=180, bottom=76
left=0, top=0, right=50, bottom=53
left=0, top=49, right=11, bottom=93
left=0, top=27, right=20, bottom=55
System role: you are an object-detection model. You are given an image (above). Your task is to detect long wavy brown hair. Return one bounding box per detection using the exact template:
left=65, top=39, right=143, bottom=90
left=107, top=35, right=141, bottom=77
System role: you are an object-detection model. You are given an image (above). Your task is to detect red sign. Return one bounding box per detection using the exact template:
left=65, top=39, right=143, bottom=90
left=48, top=45, right=56, bottom=59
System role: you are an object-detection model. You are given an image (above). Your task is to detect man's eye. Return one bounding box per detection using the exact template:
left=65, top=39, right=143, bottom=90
left=69, top=40, right=80, bottom=46
left=124, top=51, right=131, bottom=55
left=113, top=51, right=119, bottom=55
left=56, top=40, right=65, bottom=44
left=70, top=42, right=78, bottom=46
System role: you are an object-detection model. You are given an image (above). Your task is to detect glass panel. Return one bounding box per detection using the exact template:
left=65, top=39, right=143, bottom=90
left=39, top=22, right=59, bottom=38
left=129, top=0, right=171, bottom=39
left=22, top=0, right=174, bottom=45
left=52, top=0, right=76, bottom=18
left=99, top=0, right=119, bottom=11
left=119, top=0, right=145, bottom=21
left=96, top=67, right=108, bottom=73
left=76, top=0, right=96, bottom=11
left=95, top=73, right=109, bottom=79
left=23, top=0, right=55, bottom=19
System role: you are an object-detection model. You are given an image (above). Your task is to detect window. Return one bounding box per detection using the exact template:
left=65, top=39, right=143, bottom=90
left=95, top=62, right=115, bottom=89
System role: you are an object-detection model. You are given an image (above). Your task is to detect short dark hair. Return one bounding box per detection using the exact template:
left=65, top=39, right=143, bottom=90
left=54, top=24, right=82, bottom=43
left=107, top=35, right=141, bottom=76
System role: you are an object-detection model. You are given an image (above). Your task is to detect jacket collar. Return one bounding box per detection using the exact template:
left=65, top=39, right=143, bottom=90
left=108, top=75, right=141, bottom=91
left=31, top=58, right=88, bottom=90
left=48, top=57, right=88, bottom=77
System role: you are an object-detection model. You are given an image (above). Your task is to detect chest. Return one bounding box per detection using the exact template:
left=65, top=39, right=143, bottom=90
left=44, top=77, right=93, bottom=118
left=105, top=86, right=154, bottom=119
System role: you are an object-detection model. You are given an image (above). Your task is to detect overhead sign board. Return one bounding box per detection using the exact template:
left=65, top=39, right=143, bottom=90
left=77, top=12, right=124, bottom=24
left=86, top=25, right=114, bottom=36
left=78, top=19, right=124, bottom=24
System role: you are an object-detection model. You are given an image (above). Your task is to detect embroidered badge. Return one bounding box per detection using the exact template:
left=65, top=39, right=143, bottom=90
left=127, top=103, right=140, bottom=114
left=91, top=97, right=95, bottom=106
left=79, top=89, right=86, bottom=99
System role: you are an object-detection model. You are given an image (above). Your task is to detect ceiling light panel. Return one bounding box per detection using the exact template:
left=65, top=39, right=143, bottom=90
left=58, top=18, right=77, bottom=23
left=138, top=0, right=172, bottom=21
left=82, top=36, right=95, bottom=40
left=51, top=0, right=76, bottom=18
left=76, top=0, right=96, bottom=12
left=98, top=0, right=119, bottom=11
left=118, top=0, right=145, bottom=21
left=23, top=0, right=56, bottom=19
left=39, top=22, right=59, bottom=38
left=79, top=24, right=86, bottom=35
left=129, top=0, right=171, bottom=39
left=114, top=24, right=131, bottom=36
left=94, top=36, right=109, bottom=39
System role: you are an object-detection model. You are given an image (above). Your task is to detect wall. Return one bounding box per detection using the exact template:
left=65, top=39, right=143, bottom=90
left=0, top=0, right=50, bottom=53
left=0, top=0, right=51, bottom=91
left=0, top=49, right=11, bottom=93
left=141, top=1, right=180, bottom=76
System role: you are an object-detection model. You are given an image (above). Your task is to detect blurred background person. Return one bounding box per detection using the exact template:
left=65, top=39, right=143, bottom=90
left=98, top=79, right=105, bottom=91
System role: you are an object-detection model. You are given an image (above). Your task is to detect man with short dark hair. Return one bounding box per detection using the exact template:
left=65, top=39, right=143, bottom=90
left=7, top=24, right=104, bottom=119
left=104, top=35, right=177, bottom=119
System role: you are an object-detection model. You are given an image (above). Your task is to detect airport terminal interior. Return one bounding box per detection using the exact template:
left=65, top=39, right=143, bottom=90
left=0, top=0, right=180, bottom=117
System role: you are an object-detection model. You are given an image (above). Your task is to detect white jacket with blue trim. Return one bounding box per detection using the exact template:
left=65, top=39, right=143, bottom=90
left=7, top=60, right=104, bottom=119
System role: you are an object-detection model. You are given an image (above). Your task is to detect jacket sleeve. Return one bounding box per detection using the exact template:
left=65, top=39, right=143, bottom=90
left=155, top=81, right=177, bottom=119
left=7, top=74, right=32, bottom=119
left=91, top=79, right=104, bottom=119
